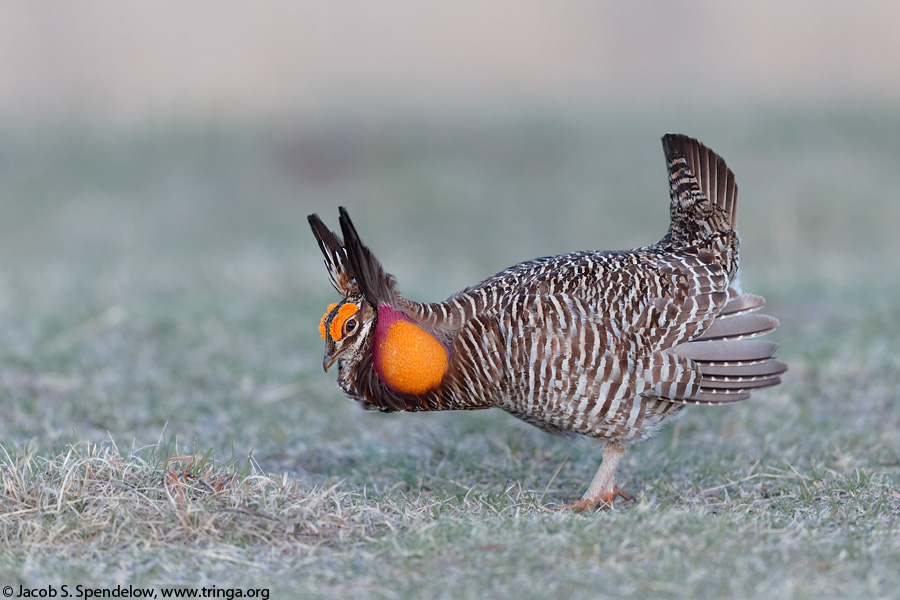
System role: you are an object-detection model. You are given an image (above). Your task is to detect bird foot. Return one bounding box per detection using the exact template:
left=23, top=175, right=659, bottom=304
left=557, top=486, right=632, bottom=512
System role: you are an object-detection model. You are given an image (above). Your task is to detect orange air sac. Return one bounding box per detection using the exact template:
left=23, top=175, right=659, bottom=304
left=373, top=305, right=448, bottom=395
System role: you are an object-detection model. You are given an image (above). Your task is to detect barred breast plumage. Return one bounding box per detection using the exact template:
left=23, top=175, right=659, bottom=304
left=309, top=133, right=786, bottom=510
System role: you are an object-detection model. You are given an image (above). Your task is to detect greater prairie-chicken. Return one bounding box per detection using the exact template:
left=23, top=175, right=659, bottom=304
left=309, top=133, right=785, bottom=510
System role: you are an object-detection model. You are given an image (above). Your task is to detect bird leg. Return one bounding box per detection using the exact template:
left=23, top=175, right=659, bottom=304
left=566, top=442, right=631, bottom=511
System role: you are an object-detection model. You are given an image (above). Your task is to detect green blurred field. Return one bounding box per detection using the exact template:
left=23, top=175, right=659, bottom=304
left=1, top=107, right=899, bottom=598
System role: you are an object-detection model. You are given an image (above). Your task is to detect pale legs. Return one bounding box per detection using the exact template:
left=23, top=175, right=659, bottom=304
left=567, top=442, right=631, bottom=511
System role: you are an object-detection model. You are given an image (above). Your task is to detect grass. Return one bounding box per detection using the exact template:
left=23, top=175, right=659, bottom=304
left=1, top=106, right=899, bottom=598
left=0, top=439, right=416, bottom=557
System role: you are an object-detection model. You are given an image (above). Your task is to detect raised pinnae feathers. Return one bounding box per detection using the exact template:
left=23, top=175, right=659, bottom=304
left=308, top=213, right=356, bottom=295
left=338, top=207, right=398, bottom=307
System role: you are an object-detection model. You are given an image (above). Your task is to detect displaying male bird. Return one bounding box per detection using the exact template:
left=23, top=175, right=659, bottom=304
left=309, top=134, right=786, bottom=510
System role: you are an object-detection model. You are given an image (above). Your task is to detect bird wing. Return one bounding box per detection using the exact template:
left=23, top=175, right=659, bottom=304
left=628, top=250, right=733, bottom=354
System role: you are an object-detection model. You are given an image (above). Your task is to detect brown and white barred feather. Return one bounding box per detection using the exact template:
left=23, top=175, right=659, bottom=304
left=309, top=133, right=785, bottom=448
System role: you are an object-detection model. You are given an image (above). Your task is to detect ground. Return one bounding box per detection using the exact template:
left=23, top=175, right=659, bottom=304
left=1, top=107, right=899, bottom=598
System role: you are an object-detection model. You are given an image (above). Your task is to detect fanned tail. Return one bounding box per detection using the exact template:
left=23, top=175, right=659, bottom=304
left=671, top=293, right=786, bottom=404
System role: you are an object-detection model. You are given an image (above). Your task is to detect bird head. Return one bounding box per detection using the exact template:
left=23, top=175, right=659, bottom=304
left=309, top=208, right=379, bottom=374
left=309, top=208, right=449, bottom=396
left=317, top=292, right=376, bottom=372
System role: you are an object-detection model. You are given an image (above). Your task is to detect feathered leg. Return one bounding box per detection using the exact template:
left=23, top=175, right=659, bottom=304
left=567, top=442, right=632, bottom=511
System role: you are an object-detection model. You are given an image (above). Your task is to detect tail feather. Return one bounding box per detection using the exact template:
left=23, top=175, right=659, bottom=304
left=700, top=375, right=783, bottom=389
left=718, top=292, right=765, bottom=317
left=687, top=391, right=751, bottom=404
left=679, top=337, right=785, bottom=403
left=699, top=359, right=788, bottom=378
left=660, top=134, right=739, bottom=282
left=696, top=313, right=778, bottom=341
left=662, top=133, right=738, bottom=234
left=667, top=288, right=786, bottom=404
left=672, top=339, right=778, bottom=362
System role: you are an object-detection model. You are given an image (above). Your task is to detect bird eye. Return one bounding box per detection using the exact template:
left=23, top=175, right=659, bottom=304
left=344, top=318, right=357, bottom=333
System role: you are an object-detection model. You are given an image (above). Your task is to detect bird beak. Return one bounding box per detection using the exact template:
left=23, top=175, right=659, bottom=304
left=323, top=353, right=339, bottom=372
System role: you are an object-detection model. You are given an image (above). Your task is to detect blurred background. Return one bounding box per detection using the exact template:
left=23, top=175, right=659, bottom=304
left=1, top=1, right=899, bottom=461
left=4, top=2, right=900, bottom=119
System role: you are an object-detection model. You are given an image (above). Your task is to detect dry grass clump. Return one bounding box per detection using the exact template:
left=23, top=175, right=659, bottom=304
left=0, top=440, right=418, bottom=554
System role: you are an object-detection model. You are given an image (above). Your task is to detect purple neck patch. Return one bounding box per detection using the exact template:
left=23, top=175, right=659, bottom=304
left=372, top=305, right=449, bottom=394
